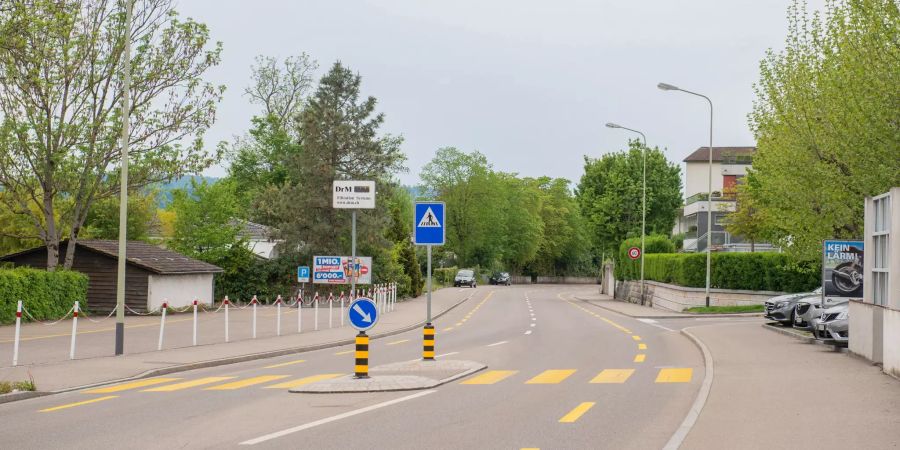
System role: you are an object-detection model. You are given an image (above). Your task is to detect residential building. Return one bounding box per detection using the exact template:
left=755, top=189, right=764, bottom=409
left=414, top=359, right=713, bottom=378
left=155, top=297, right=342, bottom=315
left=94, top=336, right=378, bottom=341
left=672, top=146, right=775, bottom=252
left=233, top=219, right=282, bottom=260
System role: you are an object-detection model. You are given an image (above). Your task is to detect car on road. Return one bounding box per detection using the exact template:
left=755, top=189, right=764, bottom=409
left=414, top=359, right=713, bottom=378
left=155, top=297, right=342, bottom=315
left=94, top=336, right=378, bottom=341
left=454, top=269, right=477, bottom=288
left=489, top=272, right=511, bottom=286
left=812, top=302, right=849, bottom=345
left=765, top=287, right=822, bottom=326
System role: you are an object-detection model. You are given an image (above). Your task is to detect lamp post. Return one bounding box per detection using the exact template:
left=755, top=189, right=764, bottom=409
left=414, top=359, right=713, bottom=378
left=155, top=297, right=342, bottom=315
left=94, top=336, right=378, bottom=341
left=605, top=123, right=649, bottom=306
left=115, top=0, right=134, bottom=355
left=657, top=82, right=713, bottom=308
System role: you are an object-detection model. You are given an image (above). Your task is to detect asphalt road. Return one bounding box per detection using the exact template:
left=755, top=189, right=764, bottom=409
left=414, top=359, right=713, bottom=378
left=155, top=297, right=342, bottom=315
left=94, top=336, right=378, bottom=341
left=1, top=285, right=704, bottom=449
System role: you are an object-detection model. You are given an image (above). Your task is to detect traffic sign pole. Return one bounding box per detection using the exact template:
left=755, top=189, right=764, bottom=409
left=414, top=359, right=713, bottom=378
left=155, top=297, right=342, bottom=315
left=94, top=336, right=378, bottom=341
left=427, top=245, right=432, bottom=323
left=351, top=211, right=357, bottom=298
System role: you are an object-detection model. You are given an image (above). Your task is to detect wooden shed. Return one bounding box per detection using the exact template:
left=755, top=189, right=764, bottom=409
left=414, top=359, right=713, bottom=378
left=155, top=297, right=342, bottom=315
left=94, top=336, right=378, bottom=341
left=0, top=240, right=222, bottom=313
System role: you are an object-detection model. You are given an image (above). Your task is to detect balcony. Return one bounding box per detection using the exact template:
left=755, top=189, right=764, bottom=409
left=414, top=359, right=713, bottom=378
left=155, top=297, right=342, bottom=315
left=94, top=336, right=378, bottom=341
left=685, top=191, right=737, bottom=206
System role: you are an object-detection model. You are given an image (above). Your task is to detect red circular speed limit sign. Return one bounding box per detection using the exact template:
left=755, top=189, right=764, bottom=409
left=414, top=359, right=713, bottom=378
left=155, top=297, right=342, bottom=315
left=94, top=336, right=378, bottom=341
left=628, top=247, right=641, bottom=260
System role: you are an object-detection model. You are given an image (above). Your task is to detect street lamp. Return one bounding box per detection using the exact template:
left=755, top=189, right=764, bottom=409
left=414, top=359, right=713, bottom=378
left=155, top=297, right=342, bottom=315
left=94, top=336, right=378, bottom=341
left=657, top=82, right=714, bottom=307
left=605, top=122, right=649, bottom=307
left=115, top=0, right=134, bottom=355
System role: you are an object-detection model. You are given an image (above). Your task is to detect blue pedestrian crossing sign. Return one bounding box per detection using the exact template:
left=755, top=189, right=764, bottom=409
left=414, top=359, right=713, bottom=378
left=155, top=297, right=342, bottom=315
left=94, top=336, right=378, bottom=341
left=414, top=201, right=445, bottom=245
left=348, top=297, right=379, bottom=331
left=297, top=266, right=310, bottom=283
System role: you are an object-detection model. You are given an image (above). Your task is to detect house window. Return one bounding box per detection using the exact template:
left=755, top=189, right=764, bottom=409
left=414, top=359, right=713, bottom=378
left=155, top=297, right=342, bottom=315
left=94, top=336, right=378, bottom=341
left=873, top=194, right=891, bottom=306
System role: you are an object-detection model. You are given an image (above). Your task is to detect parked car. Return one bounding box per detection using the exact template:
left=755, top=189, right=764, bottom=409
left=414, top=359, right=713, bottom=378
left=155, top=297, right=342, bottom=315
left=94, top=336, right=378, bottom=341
left=812, top=302, right=849, bottom=345
left=765, top=287, right=823, bottom=326
left=489, top=272, right=511, bottom=286
left=454, top=269, right=476, bottom=288
left=795, top=294, right=849, bottom=330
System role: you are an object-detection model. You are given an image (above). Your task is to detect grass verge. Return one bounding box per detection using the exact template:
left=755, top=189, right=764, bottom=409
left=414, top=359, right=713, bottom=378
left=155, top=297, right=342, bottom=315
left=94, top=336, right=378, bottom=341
left=684, top=304, right=764, bottom=314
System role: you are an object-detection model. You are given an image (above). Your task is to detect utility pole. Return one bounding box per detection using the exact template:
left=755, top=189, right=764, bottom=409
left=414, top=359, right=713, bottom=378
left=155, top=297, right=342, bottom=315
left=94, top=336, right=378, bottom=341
left=115, top=0, right=133, bottom=356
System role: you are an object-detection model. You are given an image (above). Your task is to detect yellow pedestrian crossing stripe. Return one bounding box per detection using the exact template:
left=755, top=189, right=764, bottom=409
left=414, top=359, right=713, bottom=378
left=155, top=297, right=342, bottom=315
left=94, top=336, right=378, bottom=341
left=85, top=378, right=181, bottom=393
left=461, top=370, right=518, bottom=385
left=205, top=375, right=289, bottom=390
left=525, top=369, right=576, bottom=384
left=144, top=377, right=236, bottom=392
left=265, top=373, right=344, bottom=389
left=559, top=402, right=595, bottom=423
left=590, top=369, right=634, bottom=384
left=655, top=368, right=693, bottom=383
left=40, top=395, right=119, bottom=412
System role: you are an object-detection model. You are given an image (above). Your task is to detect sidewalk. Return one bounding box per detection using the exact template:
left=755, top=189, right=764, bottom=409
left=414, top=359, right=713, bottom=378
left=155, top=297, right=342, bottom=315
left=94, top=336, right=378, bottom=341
left=574, top=293, right=689, bottom=318
left=0, top=287, right=477, bottom=394
left=682, top=322, right=900, bottom=449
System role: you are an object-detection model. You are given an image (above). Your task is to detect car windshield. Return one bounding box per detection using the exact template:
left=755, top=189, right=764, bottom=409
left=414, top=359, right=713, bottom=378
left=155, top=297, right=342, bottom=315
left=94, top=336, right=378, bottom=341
left=458, top=270, right=473, bottom=277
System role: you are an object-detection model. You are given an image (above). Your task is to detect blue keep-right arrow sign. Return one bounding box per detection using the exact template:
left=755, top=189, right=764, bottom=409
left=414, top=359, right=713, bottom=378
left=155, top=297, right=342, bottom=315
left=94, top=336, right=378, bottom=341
left=348, top=298, right=379, bottom=331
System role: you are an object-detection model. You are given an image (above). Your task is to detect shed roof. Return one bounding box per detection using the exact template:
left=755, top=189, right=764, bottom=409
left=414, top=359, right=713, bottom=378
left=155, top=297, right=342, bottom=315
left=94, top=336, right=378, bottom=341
left=683, top=146, right=756, bottom=162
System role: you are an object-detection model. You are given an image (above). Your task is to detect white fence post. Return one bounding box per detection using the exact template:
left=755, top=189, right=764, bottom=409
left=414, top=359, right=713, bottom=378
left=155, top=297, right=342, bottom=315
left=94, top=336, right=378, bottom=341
left=192, top=299, right=198, bottom=346
left=251, top=295, right=258, bottom=338
left=12, top=300, right=22, bottom=366
left=224, top=296, right=230, bottom=343
left=69, top=301, right=79, bottom=360
left=314, top=292, right=319, bottom=331
left=340, top=292, right=345, bottom=327
left=328, top=293, right=334, bottom=328
left=297, top=293, right=303, bottom=333
left=158, top=301, right=168, bottom=351
left=276, top=295, right=282, bottom=336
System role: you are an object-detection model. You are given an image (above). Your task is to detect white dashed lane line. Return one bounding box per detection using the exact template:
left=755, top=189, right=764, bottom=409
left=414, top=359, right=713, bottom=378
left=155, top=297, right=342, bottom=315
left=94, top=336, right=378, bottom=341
left=486, top=340, right=509, bottom=347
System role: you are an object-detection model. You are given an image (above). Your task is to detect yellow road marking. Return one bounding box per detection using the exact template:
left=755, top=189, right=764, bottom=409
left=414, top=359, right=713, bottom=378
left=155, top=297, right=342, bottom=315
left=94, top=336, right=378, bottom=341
left=525, top=369, right=577, bottom=384
left=205, top=375, right=289, bottom=390
left=656, top=368, right=693, bottom=383
left=442, top=327, right=454, bottom=332
left=590, top=369, right=634, bottom=384
left=386, top=339, right=409, bottom=346
left=334, top=350, right=354, bottom=355
left=634, top=354, right=646, bottom=363
left=40, top=395, right=118, bottom=412
left=264, top=359, right=306, bottom=369
left=85, top=378, right=181, bottom=394
left=461, top=370, right=518, bottom=385
left=559, top=402, right=596, bottom=423
left=265, top=373, right=344, bottom=389
left=455, top=322, right=463, bottom=326
left=632, top=335, right=642, bottom=341
left=144, top=377, right=235, bottom=392
left=638, top=343, right=647, bottom=350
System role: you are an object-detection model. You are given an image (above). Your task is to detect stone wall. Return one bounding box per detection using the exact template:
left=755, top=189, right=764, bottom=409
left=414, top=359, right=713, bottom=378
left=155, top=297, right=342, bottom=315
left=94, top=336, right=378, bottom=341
left=535, top=276, right=598, bottom=284
left=615, top=279, right=786, bottom=312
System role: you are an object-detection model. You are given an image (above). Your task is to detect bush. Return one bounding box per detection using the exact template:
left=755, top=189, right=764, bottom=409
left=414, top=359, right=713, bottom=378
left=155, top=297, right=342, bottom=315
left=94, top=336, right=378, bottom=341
left=432, top=267, right=459, bottom=286
left=0, top=268, right=88, bottom=324
left=615, top=235, right=675, bottom=280
left=618, top=252, right=819, bottom=293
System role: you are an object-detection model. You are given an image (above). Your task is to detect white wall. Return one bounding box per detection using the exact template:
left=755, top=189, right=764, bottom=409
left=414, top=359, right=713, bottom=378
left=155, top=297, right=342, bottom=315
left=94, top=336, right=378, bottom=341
left=248, top=240, right=278, bottom=259
left=684, top=161, right=723, bottom=198
left=147, top=273, right=215, bottom=310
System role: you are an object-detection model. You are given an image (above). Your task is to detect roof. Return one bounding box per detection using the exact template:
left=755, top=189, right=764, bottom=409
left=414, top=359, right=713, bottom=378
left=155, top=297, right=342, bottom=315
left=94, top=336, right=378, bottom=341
left=230, top=219, right=276, bottom=241
left=683, top=146, right=756, bottom=163
left=1, top=240, right=223, bottom=275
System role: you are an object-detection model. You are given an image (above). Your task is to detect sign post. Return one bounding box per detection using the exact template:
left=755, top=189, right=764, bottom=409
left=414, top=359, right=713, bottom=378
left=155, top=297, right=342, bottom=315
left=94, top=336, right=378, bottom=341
left=414, top=202, right=445, bottom=361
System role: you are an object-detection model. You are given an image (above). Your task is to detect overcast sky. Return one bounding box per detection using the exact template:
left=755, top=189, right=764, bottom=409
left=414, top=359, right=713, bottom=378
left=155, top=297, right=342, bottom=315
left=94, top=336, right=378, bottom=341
left=178, top=0, right=824, bottom=187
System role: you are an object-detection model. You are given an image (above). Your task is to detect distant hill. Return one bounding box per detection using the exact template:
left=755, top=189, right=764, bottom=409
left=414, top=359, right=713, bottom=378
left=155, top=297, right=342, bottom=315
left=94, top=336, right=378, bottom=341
left=155, top=175, right=219, bottom=208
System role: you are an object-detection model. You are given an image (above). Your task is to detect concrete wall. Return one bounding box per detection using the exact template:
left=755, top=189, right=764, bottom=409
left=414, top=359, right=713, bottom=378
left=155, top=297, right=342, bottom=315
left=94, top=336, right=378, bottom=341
left=510, top=275, right=532, bottom=285
left=535, top=276, right=598, bottom=284
left=615, top=279, right=785, bottom=312
left=147, top=273, right=215, bottom=310
left=849, top=301, right=878, bottom=362
left=882, top=308, right=900, bottom=377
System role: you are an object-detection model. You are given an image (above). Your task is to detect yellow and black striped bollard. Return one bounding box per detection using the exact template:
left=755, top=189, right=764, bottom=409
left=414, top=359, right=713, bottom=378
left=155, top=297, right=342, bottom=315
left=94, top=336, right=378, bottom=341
left=423, top=323, right=435, bottom=360
left=355, top=331, right=369, bottom=378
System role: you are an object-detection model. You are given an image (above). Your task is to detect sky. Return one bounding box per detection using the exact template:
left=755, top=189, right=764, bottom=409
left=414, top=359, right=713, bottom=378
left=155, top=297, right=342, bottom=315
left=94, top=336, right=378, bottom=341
left=177, top=0, right=824, bottom=187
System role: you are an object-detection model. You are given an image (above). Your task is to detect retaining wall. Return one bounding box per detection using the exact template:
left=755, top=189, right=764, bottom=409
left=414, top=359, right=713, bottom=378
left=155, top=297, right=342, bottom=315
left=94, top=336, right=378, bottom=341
left=535, top=276, right=598, bottom=285
left=615, top=279, right=785, bottom=312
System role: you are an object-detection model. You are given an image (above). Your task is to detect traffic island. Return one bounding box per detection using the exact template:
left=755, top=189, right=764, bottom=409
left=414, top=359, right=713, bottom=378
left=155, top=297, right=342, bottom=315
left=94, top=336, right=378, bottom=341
left=289, top=359, right=486, bottom=393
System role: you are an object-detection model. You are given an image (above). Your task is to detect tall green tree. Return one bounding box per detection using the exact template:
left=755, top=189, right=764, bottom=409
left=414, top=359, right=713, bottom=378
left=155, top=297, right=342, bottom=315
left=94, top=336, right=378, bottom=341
left=81, top=190, right=159, bottom=241
left=0, top=0, right=223, bottom=269
left=527, top=177, right=593, bottom=275
left=576, top=140, right=682, bottom=256
left=747, top=0, right=900, bottom=260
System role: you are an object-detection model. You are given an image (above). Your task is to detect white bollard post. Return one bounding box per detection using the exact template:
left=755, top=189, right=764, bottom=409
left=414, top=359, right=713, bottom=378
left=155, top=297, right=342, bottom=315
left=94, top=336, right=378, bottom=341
left=252, top=295, right=258, bottom=339
left=314, top=292, right=319, bottom=331
left=12, top=300, right=22, bottom=366
left=158, top=301, right=168, bottom=351
left=192, top=299, right=198, bottom=346
left=297, top=293, right=303, bottom=333
left=328, top=293, right=334, bottom=328
left=340, top=292, right=345, bottom=327
left=69, top=301, right=79, bottom=360
left=224, top=296, right=230, bottom=343
left=276, top=295, right=282, bottom=336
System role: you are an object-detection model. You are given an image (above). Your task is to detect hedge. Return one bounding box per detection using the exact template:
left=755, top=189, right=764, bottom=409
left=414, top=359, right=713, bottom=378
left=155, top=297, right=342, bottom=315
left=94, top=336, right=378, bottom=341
left=615, top=235, right=675, bottom=279
left=433, top=267, right=459, bottom=285
left=0, top=268, right=88, bottom=324
left=617, top=252, right=819, bottom=293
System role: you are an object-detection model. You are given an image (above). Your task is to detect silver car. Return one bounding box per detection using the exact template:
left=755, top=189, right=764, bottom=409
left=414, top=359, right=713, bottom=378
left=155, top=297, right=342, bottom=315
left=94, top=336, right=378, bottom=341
left=793, top=295, right=824, bottom=330
left=812, top=302, right=849, bottom=344
left=765, top=287, right=823, bottom=326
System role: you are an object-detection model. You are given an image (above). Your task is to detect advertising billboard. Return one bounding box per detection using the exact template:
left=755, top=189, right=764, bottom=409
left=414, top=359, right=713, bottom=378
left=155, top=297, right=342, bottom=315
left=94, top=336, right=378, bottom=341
left=823, top=239, right=864, bottom=303
left=313, top=256, right=373, bottom=285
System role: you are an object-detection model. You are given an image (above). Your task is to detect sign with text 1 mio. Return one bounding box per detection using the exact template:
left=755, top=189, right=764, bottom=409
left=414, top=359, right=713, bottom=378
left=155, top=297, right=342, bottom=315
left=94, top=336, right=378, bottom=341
left=414, top=201, right=445, bottom=245
left=348, top=297, right=378, bottom=331
left=822, top=239, right=864, bottom=304
left=332, top=180, right=376, bottom=209
left=313, top=256, right=373, bottom=285
left=297, top=266, right=310, bottom=283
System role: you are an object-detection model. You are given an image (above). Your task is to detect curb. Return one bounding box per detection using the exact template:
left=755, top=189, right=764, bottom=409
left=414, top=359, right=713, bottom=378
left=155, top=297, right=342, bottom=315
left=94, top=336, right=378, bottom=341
left=575, top=297, right=763, bottom=319
left=761, top=323, right=848, bottom=353
left=663, top=326, right=715, bottom=450
left=38, top=291, right=478, bottom=397
left=0, top=390, right=51, bottom=405
left=292, top=362, right=487, bottom=394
